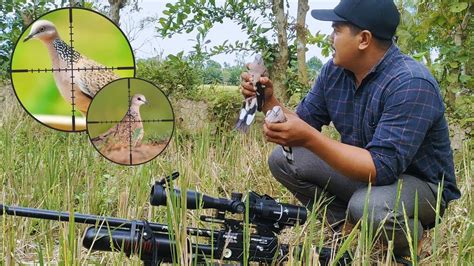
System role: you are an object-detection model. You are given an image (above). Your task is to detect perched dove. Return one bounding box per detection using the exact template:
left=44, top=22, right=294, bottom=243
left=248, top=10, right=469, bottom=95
left=235, top=54, right=268, bottom=132
left=265, top=106, right=294, bottom=163
left=91, top=94, right=147, bottom=150
left=23, top=20, right=120, bottom=115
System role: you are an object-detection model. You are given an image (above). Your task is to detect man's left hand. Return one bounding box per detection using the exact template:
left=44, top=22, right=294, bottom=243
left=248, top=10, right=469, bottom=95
left=263, top=113, right=315, bottom=147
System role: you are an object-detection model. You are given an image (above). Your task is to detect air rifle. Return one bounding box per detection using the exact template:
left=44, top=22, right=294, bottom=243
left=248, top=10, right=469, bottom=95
left=1, top=171, right=351, bottom=265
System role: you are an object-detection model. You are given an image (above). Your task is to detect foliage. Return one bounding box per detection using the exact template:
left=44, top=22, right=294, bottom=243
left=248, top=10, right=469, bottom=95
left=286, top=55, right=324, bottom=106
left=0, top=1, right=57, bottom=79
left=156, top=0, right=298, bottom=101
left=188, top=85, right=242, bottom=131
left=307, top=30, right=333, bottom=58
left=157, top=0, right=274, bottom=58
left=396, top=0, right=473, bottom=136
left=222, top=64, right=244, bottom=86
left=202, top=60, right=223, bottom=84
left=201, top=60, right=245, bottom=86
left=306, top=56, right=323, bottom=78
left=135, top=52, right=201, bottom=97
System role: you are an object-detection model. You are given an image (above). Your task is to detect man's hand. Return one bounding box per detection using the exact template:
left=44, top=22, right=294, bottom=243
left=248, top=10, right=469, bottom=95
left=263, top=112, right=315, bottom=148
left=240, top=72, right=274, bottom=101
left=265, top=112, right=377, bottom=183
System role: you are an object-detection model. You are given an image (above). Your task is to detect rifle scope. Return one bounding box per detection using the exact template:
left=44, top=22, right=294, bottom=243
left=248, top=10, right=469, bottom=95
left=149, top=184, right=307, bottom=227
left=247, top=192, right=307, bottom=226
left=149, top=183, right=245, bottom=213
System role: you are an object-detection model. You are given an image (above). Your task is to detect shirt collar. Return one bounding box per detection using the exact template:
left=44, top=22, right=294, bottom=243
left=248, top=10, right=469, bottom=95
left=369, top=43, right=399, bottom=74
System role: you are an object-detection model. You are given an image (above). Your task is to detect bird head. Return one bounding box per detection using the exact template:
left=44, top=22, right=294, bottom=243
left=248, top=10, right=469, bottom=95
left=131, top=94, right=148, bottom=107
left=24, top=20, right=59, bottom=43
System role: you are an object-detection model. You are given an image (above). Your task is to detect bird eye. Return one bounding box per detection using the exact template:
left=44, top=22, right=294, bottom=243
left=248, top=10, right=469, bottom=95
left=39, top=27, right=45, bottom=32
left=138, top=97, right=141, bottom=101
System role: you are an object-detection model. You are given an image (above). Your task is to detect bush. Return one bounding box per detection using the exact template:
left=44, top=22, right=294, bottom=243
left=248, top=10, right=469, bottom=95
left=136, top=52, right=201, bottom=97
left=194, top=85, right=243, bottom=132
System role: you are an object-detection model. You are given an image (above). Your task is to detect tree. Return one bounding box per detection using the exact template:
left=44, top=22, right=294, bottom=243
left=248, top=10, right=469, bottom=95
left=296, top=0, right=309, bottom=85
left=306, top=56, right=323, bottom=76
left=269, top=0, right=290, bottom=101
left=157, top=0, right=312, bottom=102
left=107, top=0, right=139, bottom=26
left=396, top=0, right=472, bottom=134
left=227, top=65, right=244, bottom=86
left=202, top=59, right=223, bottom=84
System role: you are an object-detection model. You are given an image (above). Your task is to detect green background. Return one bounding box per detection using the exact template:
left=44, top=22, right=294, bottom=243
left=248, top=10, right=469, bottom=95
left=87, top=78, right=174, bottom=143
left=11, top=8, right=135, bottom=118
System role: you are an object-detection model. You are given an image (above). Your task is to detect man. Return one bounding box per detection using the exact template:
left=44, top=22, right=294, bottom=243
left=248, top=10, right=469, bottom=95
left=240, top=0, right=460, bottom=261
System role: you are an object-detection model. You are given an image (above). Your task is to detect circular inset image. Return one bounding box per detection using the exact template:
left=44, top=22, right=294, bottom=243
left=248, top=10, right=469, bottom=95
left=87, top=78, right=174, bottom=166
left=10, top=7, right=135, bottom=132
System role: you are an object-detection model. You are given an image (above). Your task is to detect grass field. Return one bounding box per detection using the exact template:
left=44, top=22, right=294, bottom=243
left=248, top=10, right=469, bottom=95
left=0, top=83, right=472, bottom=265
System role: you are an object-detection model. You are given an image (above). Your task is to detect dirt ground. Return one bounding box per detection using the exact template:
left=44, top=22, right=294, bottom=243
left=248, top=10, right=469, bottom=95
left=100, top=141, right=169, bottom=165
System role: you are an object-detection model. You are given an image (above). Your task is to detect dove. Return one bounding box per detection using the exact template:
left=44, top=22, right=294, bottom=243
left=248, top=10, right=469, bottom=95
left=91, top=94, right=147, bottom=151
left=23, top=20, right=120, bottom=115
left=235, top=54, right=268, bottom=132
left=265, top=106, right=294, bottom=163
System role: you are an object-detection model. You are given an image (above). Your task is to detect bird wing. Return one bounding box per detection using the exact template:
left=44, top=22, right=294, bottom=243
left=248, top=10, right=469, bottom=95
left=131, top=127, right=144, bottom=146
left=92, top=110, right=130, bottom=146
left=234, top=97, right=258, bottom=132
left=76, top=57, right=120, bottom=98
left=91, top=123, right=119, bottom=146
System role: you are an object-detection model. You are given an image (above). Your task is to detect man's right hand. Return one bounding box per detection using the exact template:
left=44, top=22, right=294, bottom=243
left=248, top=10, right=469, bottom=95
left=240, top=72, right=274, bottom=101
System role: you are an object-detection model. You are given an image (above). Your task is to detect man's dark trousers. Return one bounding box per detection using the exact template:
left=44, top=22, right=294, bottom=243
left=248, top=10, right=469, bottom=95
left=268, top=146, right=442, bottom=256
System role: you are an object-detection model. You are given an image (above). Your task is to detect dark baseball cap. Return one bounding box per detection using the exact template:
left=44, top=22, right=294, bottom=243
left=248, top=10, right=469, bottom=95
left=311, top=0, right=400, bottom=40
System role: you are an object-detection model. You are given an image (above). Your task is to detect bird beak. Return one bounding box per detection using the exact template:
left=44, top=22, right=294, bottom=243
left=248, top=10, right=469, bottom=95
left=142, top=99, right=148, bottom=105
left=23, top=34, right=34, bottom=42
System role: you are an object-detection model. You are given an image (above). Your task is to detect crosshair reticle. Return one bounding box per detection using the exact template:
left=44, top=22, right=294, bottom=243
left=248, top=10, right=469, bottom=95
left=10, top=7, right=135, bottom=132
left=87, top=78, right=175, bottom=166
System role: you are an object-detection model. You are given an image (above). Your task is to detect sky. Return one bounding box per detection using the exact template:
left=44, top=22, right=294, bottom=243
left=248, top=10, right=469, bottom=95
left=116, top=0, right=339, bottom=65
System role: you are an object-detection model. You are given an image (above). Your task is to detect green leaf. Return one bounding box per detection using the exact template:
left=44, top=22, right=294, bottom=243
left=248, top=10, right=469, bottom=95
left=459, top=74, right=471, bottom=84
left=450, top=2, right=468, bottom=13
left=447, top=73, right=458, bottom=83
left=413, top=51, right=428, bottom=61
left=449, top=61, right=459, bottom=68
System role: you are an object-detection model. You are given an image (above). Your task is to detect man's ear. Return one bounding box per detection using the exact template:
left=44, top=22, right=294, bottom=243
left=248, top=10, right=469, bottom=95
left=358, top=30, right=372, bottom=50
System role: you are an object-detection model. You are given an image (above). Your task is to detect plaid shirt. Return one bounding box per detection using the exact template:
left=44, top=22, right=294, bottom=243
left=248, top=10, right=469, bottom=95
left=296, top=44, right=460, bottom=203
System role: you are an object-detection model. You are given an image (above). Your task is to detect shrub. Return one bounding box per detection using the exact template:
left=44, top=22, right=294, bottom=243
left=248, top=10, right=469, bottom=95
left=136, top=52, right=201, bottom=97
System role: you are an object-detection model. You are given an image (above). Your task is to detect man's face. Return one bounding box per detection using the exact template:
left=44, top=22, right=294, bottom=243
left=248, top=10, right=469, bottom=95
left=329, top=22, right=360, bottom=68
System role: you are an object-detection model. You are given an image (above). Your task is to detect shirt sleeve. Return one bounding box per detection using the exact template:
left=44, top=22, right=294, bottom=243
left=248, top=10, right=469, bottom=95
left=296, top=63, right=331, bottom=131
left=366, top=78, right=444, bottom=185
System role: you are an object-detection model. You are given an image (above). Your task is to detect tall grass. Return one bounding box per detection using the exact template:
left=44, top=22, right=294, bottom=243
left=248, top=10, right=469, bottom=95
left=0, top=87, right=472, bottom=265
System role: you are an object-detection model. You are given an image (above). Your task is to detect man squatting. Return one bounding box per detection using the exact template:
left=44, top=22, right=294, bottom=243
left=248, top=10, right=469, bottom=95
left=240, top=0, right=461, bottom=260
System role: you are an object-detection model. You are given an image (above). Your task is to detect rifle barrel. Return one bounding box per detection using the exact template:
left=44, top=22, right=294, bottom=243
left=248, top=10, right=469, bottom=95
left=1, top=204, right=217, bottom=237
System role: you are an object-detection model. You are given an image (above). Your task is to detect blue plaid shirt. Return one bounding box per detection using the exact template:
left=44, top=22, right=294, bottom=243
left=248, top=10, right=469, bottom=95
left=296, top=44, right=460, bottom=203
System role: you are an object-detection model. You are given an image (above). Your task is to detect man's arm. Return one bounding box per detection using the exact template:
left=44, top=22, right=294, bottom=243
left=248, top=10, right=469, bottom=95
left=265, top=78, right=443, bottom=185
left=264, top=113, right=376, bottom=183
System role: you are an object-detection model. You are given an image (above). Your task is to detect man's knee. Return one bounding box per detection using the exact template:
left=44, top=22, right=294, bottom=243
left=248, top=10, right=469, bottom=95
left=347, top=186, right=422, bottom=254
left=347, top=187, right=400, bottom=226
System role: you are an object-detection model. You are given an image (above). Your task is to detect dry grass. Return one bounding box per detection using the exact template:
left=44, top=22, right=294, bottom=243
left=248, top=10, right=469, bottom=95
left=0, top=84, right=472, bottom=265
